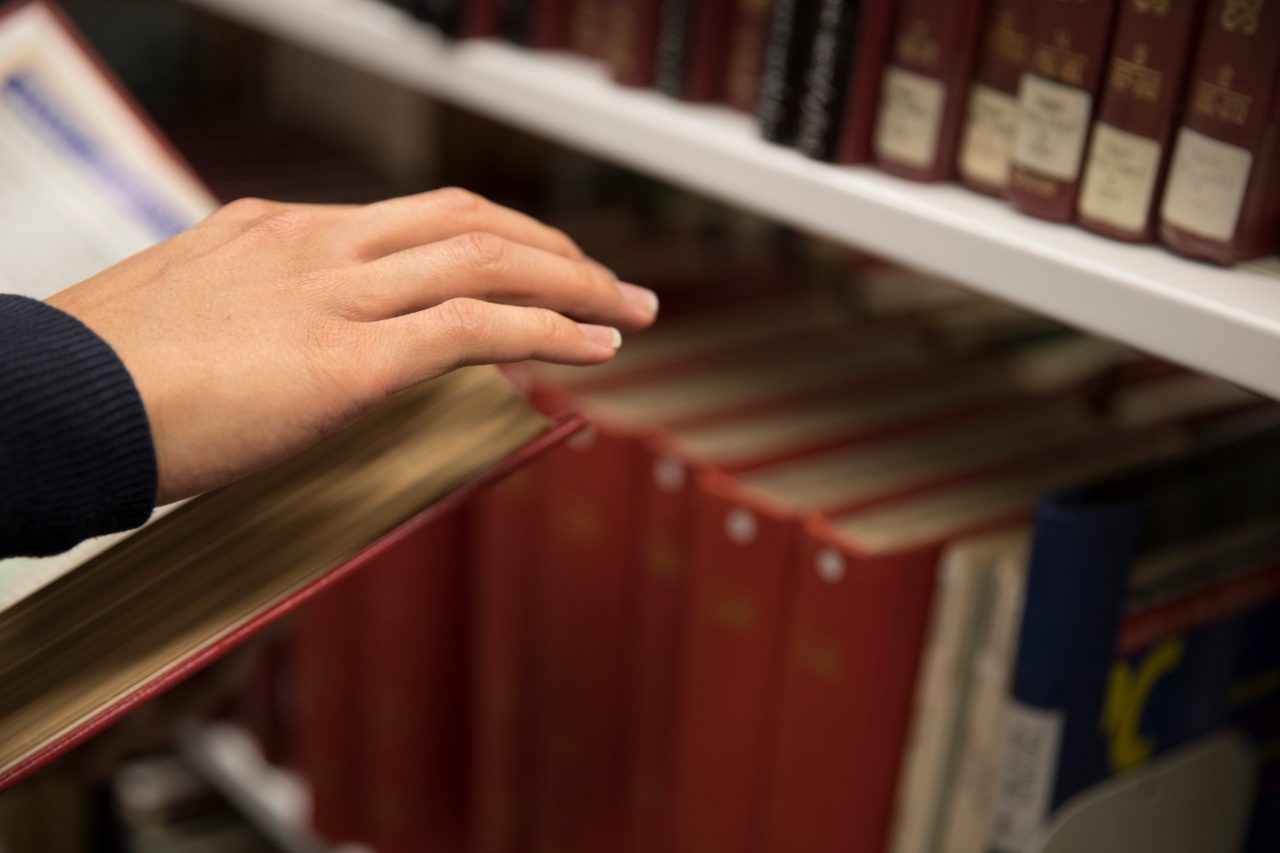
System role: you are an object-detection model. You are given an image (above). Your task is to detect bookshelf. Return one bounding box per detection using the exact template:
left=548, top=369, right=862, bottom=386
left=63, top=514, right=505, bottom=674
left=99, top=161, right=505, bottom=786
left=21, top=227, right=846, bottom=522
left=177, top=0, right=1280, bottom=401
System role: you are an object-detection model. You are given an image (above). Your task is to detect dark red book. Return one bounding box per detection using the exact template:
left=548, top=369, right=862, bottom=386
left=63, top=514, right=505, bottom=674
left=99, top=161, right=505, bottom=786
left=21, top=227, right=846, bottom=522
left=1077, top=0, right=1207, bottom=242
left=1159, top=0, right=1280, bottom=264
left=871, top=0, right=987, bottom=180
left=469, top=467, right=544, bottom=853
left=292, top=581, right=365, bottom=844
left=956, top=0, right=1038, bottom=195
left=1007, top=0, right=1123, bottom=222
left=724, top=0, right=774, bottom=111
left=463, top=0, right=502, bottom=36
left=529, top=0, right=574, bottom=48
left=605, top=0, right=664, bottom=87
left=834, top=0, right=898, bottom=164
left=359, top=514, right=470, bottom=853
left=655, top=0, right=736, bottom=101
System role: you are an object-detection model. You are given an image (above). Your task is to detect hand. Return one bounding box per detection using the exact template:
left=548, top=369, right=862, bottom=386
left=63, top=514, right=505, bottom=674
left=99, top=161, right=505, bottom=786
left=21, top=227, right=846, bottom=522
left=46, top=189, right=658, bottom=504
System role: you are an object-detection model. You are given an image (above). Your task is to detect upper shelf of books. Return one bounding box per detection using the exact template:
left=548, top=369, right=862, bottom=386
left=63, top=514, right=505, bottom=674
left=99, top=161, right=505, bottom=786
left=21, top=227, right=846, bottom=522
left=178, top=0, right=1280, bottom=400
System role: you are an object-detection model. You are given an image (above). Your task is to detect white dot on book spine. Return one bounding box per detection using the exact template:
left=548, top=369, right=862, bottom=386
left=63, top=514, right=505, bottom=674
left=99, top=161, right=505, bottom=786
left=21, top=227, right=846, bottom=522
left=654, top=458, right=687, bottom=493
left=816, top=549, right=845, bottom=584
left=725, top=509, right=757, bottom=545
left=568, top=426, right=596, bottom=451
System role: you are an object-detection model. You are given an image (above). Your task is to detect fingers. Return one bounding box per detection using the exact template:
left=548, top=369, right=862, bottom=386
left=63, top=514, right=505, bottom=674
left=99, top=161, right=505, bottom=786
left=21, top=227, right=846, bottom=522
left=349, top=232, right=658, bottom=330
left=368, top=298, right=621, bottom=394
left=344, top=187, right=586, bottom=261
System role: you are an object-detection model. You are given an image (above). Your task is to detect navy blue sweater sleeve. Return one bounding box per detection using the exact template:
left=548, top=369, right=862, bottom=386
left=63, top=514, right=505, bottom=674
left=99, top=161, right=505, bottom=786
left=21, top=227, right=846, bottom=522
left=0, top=295, right=157, bottom=558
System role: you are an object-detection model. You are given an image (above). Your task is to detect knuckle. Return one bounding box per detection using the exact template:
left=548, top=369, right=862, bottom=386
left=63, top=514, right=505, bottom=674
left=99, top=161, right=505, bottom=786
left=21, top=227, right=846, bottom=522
left=220, top=197, right=278, bottom=219
left=433, top=186, right=483, bottom=213
left=532, top=307, right=568, bottom=346
left=437, top=297, right=491, bottom=341
left=246, top=208, right=315, bottom=242
left=457, top=231, right=509, bottom=272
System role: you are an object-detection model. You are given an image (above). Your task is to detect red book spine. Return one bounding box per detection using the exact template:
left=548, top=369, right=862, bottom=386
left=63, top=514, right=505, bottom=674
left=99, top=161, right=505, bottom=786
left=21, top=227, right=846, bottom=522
left=683, top=0, right=737, bottom=101
left=469, top=468, right=542, bottom=853
left=1078, top=0, right=1207, bottom=242
left=956, top=0, right=1038, bottom=195
left=606, top=0, right=664, bottom=86
left=1159, top=0, right=1280, bottom=263
left=724, top=0, right=775, bottom=111
left=757, top=523, right=943, bottom=853
left=1007, top=0, right=1123, bottom=222
left=529, top=427, right=646, bottom=853
left=360, top=513, right=470, bottom=853
left=530, top=0, right=574, bottom=48
left=464, top=0, right=502, bottom=36
left=835, top=0, right=898, bottom=164
left=626, top=439, right=703, bottom=853
left=667, top=472, right=803, bottom=853
left=871, top=0, right=988, bottom=181
left=292, top=578, right=365, bottom=844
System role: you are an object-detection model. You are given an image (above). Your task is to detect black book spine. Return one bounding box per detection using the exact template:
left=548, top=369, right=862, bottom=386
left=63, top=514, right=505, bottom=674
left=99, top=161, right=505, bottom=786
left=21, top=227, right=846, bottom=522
left=411, top=0, right=465, bottom=36
left=756, top=0, right=822, bottom=144
left=654, top=0, right=692, bottom=97
left=794, top=0, right=862, bottom=160
left=502, top=0, right=534, bottom=43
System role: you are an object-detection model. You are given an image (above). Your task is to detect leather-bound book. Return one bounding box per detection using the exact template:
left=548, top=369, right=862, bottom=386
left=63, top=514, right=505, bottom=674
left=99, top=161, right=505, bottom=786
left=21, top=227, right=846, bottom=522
left=1007, top=0, right=1122, bottom=221
left=756, top=0, right=823, bottom=143
left=1077, top=0, right=1207, bottom=242
left=1160, top=0, right=1280, bottom=264
left=725, top=0, right=775, bottom=112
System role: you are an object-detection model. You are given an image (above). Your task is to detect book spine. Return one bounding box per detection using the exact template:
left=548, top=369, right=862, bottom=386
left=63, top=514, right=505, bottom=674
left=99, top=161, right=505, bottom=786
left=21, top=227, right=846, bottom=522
left=530, top=0, right=575, bottom=47
left=956, top=0, right=1038, bottom=195
left=360, top=513, right=470, bottom=853
left=1077, top=0, right=1207, bottom=242
left=834, top=0, right=899, bottom=164
left=756, top=0, right=822, bottom=143
left=725, top=0, right=775, bottom=111
left=502, top=0, right=535, bottom=43
left=606, top=0, right=665, bottom=87
left=872, top=0, right=991, bottom=181
left=668, top=472, right=802, bottom=853
left=654, top=0, right=693, bottom=96
left=757, top=523, right=943, bottom=853
left=1007, top=0, right=1123, bottom=222
left=569, top=0, right=607, bottom=56
left=291, top=578, right=364, bottom=844
left=411, top=0, right=465, bottom=36
left=469, top=469, right=541, bottom=853
left=683, top=0, right=739, bottom=101
left=1159, top=0, right=1280, bottom=264
left=528, top=429, right=645, bottom=853
left=794, top=0, right=862, bottom=161
left=463, top=0, right=502, bottom=37
left=987, top=498, right=1141, bottom=853
left=626, top=446, right=699, bottom=853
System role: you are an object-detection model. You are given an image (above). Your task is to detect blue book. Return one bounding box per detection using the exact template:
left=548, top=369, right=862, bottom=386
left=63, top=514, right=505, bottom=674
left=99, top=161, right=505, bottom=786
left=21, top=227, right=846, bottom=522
left=990, top=428, right=1280, bottom=853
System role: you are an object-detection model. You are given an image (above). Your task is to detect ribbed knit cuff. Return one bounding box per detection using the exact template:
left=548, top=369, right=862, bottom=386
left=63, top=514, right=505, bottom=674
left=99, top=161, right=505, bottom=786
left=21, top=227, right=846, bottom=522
left=0, top=295, right=157, bottom=557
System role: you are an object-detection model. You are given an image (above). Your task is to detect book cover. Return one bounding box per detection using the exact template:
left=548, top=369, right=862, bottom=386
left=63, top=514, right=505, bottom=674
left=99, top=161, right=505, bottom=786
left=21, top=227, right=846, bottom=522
left=1007, top=0, right=1122, bottom=222
left=759, top=431, right=1182, bottom=853
left=1077, top=0, right=1207, bottom=242
left=469, top=467, right=543, bottom=853
left=834, top=0, right=898, bottom=164
left=871, top=0, right=988, bottom=181
left=756, top=0, right=823, bottom=143
left=360, top=512, right=470, bottom=853
left=957, top=0, right=1039, bottom=195
left=724, top=0, right=774, bottom=112
left=1159, top=0, right=1280, bottom=264
left=990, top=426, right=1280, bottom=852
left=794, top=0, right=862, bottom=161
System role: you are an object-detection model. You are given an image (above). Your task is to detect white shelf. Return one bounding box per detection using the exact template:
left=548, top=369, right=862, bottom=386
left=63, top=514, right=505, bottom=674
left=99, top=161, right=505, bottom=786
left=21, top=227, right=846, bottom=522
left=179, top=0, right=1280, bottom=399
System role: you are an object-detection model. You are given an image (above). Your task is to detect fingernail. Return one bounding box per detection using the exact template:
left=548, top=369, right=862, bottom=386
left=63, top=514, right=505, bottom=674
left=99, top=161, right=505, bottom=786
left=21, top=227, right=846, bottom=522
left=587, top=258, right=619, bottom=280
left=579, top=323, right=623, bottom=349
left=618, top=282, right=660, bottom=316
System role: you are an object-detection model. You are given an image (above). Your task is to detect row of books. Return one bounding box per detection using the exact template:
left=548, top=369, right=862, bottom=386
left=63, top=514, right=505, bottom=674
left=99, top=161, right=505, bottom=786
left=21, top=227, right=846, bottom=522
left=390, top=0, right=1280, bottom=267
left=259, top=269, right=1280, bottom=853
